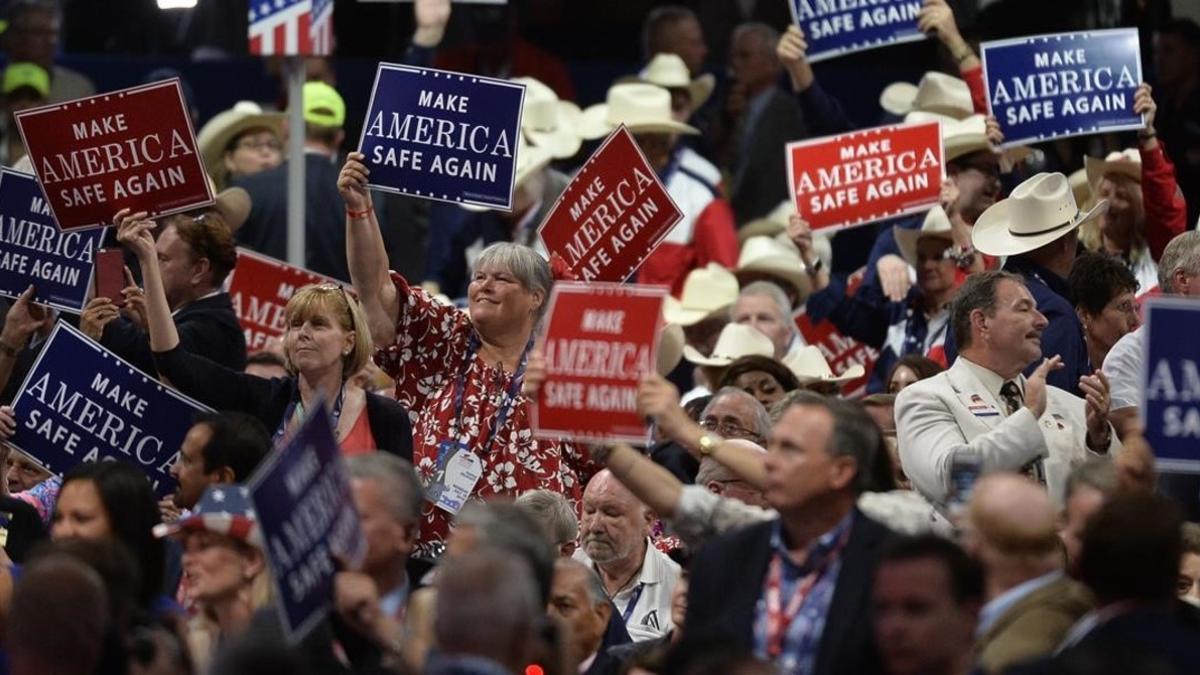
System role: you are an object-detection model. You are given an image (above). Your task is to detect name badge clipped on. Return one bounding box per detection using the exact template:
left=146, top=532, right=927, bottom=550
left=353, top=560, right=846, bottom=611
left=957, top=392, right=1001, bottom=418
left=427, top=439, right=484, bottom=515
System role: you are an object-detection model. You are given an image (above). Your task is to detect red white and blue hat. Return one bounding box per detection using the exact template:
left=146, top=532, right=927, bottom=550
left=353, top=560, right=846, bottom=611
left=153, top=485, right=262, bottom=548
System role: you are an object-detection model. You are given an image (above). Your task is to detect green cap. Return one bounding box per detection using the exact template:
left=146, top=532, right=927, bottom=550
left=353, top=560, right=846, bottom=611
left=303, top=81, right=345, bottom=128
left=3, top=62, right=49, bottom=98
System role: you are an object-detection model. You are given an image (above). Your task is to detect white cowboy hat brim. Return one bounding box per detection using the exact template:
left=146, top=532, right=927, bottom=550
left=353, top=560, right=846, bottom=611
left=578, top=104, right=699, bottom=141
left=662, top=296, right=729, bottom=326
left=657, top=323, right=685, bottom=376
left=1084, top=154, right=1142, bottom=188
left=687, top=75, right=715, bottom=110
left=734, top=262, right=811, bottom=302
left=972, top=199, right=1110, bottom=257
left=894, top=225, right=954, bottom=269
left=682, top=344, right=738, bottom=367
left=879, top=82, right=918, bottom=116
left=524, top=101, right=583, bottom=159
left=793, top=362, right=866, bottom=384
left=460, top=144, right=553, bottom=213
left=197, top=110, right=285, bottom=183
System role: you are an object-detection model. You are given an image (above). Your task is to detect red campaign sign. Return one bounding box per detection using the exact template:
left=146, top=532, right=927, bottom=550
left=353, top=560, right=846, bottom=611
left=538, top=126, right=682, bottom=282
left=787, top=120, right=944, bottom=233
left=15, top=79, right=214, bottom=231
left=533, top=282, right=667, bottom=443
left=227, top=248, right=339, bottom=352
left=795, top=312, right=879, bottom=398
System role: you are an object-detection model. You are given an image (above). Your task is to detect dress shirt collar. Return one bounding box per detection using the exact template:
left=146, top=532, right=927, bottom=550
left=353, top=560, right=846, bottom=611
left=956, top=356, right=1025, bottom=402
left=977, top=570, right=1062, bottom=636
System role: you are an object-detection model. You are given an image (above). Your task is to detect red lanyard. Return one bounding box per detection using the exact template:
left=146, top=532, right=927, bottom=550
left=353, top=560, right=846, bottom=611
left=763, top=527, right=851, bottom=658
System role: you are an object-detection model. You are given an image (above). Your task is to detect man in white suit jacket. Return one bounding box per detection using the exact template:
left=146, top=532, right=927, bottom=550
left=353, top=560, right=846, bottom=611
left=897, top=271, right=1120, bottom=509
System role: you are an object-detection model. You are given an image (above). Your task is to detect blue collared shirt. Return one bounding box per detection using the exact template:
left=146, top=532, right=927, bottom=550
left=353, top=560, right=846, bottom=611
left=976, top=570, right=1063, bottom=636
left=753, top=512, right=855, bottom=675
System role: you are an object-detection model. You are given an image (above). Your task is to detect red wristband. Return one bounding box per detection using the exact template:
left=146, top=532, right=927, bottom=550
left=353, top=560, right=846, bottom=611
left=346, top=205, right=372, bottom=219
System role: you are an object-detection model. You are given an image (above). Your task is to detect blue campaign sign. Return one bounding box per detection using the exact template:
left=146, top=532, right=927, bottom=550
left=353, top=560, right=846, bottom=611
left=1141, top=297, right=1200, bottom=472
left=248, top=400, right=366, bottom=644
left=357, top=63, right=525, bottom=210
left=8, top=322, right=211, bottom=497
left=788, top=0, right=924, bottom=63
left=983, top=28, right=1143, bottom=147
left=0, top=169, right=106, bottom=312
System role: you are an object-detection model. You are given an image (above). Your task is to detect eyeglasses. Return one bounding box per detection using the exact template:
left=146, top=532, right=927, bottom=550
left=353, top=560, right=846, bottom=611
left=701, top=417, right=761, bottom=441
left=235, top=138, right=283, bottom=153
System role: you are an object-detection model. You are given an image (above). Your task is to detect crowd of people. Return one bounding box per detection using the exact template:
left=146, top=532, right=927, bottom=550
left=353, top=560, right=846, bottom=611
left=0, top=0, right=1195, bottom=674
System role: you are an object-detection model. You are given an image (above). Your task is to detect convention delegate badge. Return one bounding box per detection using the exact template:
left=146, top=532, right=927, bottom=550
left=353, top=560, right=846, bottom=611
left=0, top=168, right=106, bottom=312
left=982, top=28, right=1143, bottom=147
left=427, top=439, right=484, bottom=516
left=248, top=400, right=366, bottom=644
left=357, top=63, right=525, bottom=210
left=537, top=126, right=683, bottom=283
left=7, top=322, right=213, bottom=498
left=1140, top=296, right=1200, bottom=473
left=532, top=282, right=667, bottom=443
left=226, top=248, right=340, bottom=352
left=786, top=120, right=944, bottom=233
left=15, top=78, right=213, bottom=231
left=787, top=0, right=925, bottom=63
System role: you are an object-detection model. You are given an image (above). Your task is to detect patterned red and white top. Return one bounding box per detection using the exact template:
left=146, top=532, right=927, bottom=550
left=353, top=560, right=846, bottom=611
left=375, top=273, right=597, bottom=559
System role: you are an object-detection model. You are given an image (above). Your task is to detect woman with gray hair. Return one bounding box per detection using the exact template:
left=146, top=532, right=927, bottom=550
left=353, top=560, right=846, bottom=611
left=339, top=152, right=593, bottom=560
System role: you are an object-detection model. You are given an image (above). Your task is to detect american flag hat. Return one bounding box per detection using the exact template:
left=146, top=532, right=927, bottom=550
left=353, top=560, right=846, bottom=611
left=153, top=485, right=262, bottom=548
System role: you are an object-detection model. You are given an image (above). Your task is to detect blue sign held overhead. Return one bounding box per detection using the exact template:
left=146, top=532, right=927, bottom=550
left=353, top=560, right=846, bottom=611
left=248, top=400, right=366, bottom=644
left=1141, top=297, right=1200, bottom=473
left=357, top=63, right=525, bottom=211
left=0, top=169, right=106, bottom=312
left=983, top=28, right=1143, bottom=147
left=8, top=322, right=211, bottom=497
left=788, top=0, right=924, bottom=63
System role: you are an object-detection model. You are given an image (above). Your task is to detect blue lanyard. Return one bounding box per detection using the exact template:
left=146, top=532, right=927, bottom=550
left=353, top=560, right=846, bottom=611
left=272, top=381, right=346, bottom=445
left=441, top=332, right=533, bottom=465
left=620, top=583, right=646, bottom=624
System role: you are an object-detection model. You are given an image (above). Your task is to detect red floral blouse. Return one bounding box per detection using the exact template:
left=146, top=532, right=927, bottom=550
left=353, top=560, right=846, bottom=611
left=374, top=273, right=597, bottom=559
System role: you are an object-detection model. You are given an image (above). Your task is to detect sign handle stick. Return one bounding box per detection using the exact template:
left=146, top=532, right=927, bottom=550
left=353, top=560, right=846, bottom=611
left=286, top=56, right=307, bottom=268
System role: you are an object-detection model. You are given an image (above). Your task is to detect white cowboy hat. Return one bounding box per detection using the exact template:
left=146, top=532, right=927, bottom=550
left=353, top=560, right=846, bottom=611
left=739, top=199, right=792, bottom=242
left=461, top=136, right=552, bottom=213
left=682, top=323, right=775, bottom=367
left=972, top=172, right=1109, bottom=257
left=1084, top=149, right=1141, bottom=188
left=578, top=83, right=699, bottom=140
left=735, top=235, right=811, bottom=302
left=881, top=72, right=974, bottom=119
left=905, top=111, right=991, bottom=162
left=784, top=345, right=865, bottom=384
left=631, top=53, right=715, bottom=111
left=1068, top=167, right=1092, bottom=209
left=196, top=101, right=285, bottom=183
left=656, top=322, right=685, bottom=375
left=894, top=205, right=954, bottom=268
left=662, top=262, right=740, bottom=326
left=514, top=77, right=583, bottom=160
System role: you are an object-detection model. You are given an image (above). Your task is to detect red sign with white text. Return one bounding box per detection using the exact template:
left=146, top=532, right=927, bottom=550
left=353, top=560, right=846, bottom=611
left=15, top=79, right=213, bottom=231
left=227, top=249, right=339, bottom=352
left=787, top=120, right=944, bottom=233
left=538, top=126, right=682, bottom=282
left=533, top=282, right=667, bottom=443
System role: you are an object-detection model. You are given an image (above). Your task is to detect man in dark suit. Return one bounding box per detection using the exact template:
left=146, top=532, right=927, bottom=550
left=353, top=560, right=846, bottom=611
left=685, top=391, right=894, bottom=675
left=549, top=558, right=626, bottom=675
left=234, top=81, right=351, bottom=281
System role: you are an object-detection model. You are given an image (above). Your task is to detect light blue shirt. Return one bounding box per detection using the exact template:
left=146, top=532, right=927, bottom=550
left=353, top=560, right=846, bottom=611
left=976, top=571, right=1063, bottom=636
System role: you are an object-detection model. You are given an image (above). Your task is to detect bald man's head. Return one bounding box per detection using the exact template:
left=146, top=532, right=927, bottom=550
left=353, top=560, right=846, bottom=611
left=967, top=474, right=1061, bottom=561
left=581, top=470, right=653, bottom=566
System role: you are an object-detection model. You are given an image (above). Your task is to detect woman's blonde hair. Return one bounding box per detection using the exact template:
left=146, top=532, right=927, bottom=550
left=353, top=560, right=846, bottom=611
left=283, top=283, right=373, bottom=378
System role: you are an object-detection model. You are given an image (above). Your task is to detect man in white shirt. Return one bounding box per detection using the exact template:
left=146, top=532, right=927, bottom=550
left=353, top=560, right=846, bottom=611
left=574, top=470, right=681, bottom=642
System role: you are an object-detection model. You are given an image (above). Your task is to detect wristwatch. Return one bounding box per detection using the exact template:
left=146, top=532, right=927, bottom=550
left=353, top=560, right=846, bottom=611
left=697, top=433, right=720, bottom=456
left=802, top=256, right=823, bottom=277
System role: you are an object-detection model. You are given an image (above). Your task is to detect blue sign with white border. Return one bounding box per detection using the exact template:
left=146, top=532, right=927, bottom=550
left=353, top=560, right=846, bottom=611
left=788, top=0, right=924, bottom=63
left=357, top=63, right=525, bottom=210
left=248, top=400, right=366, bottom=644
left=0, top=168, right=106, bottom=312
left=1141, top=296, right=1200, bottom=473
left=8, top=322, right=212, bottom=497
left=982, top=28, right=1143, bottom=148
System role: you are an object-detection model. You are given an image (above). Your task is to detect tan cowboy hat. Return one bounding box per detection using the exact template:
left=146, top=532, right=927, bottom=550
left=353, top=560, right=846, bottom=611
left=578, top=83, right=699, bottom=140
left=735, top=236, right=811, bottom=302
left=1084, top=149, right=1141, bottom=188
left=881, top=72, right=974, bottom=119
left=632, top=53, right=715, bottom=111
left=196, top=101, right=285, bottom=183
left=213, top=187, right=251, bottom=232
left=784, top=345, right=865, bottom=384
left=972, top=172, right=1109, bottom=257
left=662, top=262, right=740, bottom=326
left=894, top=205, right=953, bottom=268
left=682, top=323, right=774, bottom=367
left=1068, top=168, right=1092, bottom=209
left=461, top=136, right=553, bottom=213
left=656, top=322, right=685, bottom=376
left=514, top=77, right=583, bottom=160
left=905, top=111, right=990, bottom=162
left=739, top=200, right=792, bottom=242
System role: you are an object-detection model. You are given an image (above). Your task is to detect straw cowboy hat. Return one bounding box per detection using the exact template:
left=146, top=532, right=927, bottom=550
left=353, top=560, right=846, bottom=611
left=972, top=172, right=1109, bottom=257
left=662, top=262, right=740, bottom=326
left=656, top=322, right=685, bottom=375
left=881, top=71, right=974, bottom=119
left=196, top=101, right=285, bottom=182
left=894, top=205, right=954, bottom=268
left=1084, top=149, right=1141, bottom=188
left=514, top=77, right=583, bottom=159
left=739, top=200, right=792, bottom=242
left=212, top=186, right=252, bottom=232
left=784, top=345, right=865, bottom=384
left=1068, top=168, right=1092, bottom=209
left=904, top=111, right=992, bottom=162
left=630, top=53, right=715, bottom=110
left=735, top=235, right=811, bottom=302
left=578, top=82, right=699, bottom=140
left=682, top=323, right=775, bottom=367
